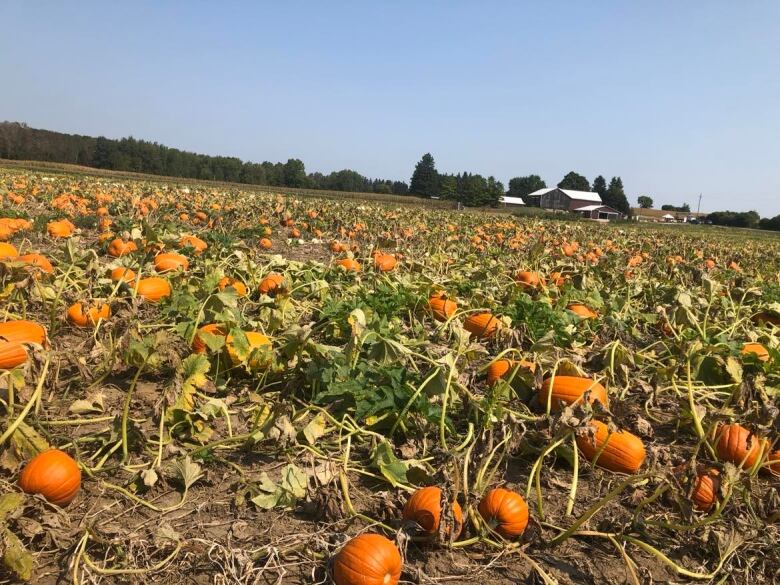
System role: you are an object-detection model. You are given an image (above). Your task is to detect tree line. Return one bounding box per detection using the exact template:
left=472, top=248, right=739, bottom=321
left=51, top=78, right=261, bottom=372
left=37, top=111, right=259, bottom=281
left=0, top=122, right=409, bottom=195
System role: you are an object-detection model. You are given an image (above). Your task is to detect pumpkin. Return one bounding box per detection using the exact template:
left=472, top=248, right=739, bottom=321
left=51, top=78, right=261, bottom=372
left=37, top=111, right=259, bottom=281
left=715, top=423, right=765, bottom=469
left=67, top=302, right=111, bottom=327
left=691, top=467, right=721, bottom=512
left=539, top=376, right=608, bottom=412
left=47, top=219, right=75, bottom=238
left=374, top=253, right=397, bottom=272
left=0, top=242, right=18, bottom=259
left=330, top=241, right=345, bottom=253
left=428, top=295, right=457, bottom=322
left=192, top=323, right=226, bottom=353
left=109, top=267, right=136, bottom=284
left=18, top=253, right=54, bottom=275
left=464, top=312, right=501, bottom=339
left=515, top=271, right=543, bottom=289
left=402, top=486, right=463, bottom=538
left=0, top=342, right=28, bottom=370
left=478, top=488, right=529, bottom=538
left=332, top=533, right=402, bottom=585
left=18, top=449, right=81, bottom=506
left=107, top=238, right=138, bottom=258
left=337, top=258, right=361, bottom=272
left=576, top=420, right=646, bottom=474
left=179, top=235, right=207, bottom=254
left=258, top=273, right=285, bottom=296
left=567, top=303, right=598, bottom=320
left=0, top=320, right=47, bottom=347
left=741, top=342, right=769, bottom=362
left=136, top=277, right=172, bottom=302
left=226, top=331, right=272, bottom=369
left=217, top=277, right=248, bottom=296
left=486, top=359, right=535, bottom=386
left=260, top=238, right=273, bottom=250
left=154, top=252, right=189, bottom=273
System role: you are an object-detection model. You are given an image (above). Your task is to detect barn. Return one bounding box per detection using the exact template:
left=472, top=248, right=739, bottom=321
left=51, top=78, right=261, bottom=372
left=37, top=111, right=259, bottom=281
left=525, top=187, right=603, bottom=212
left=499, top=195, right=526, bottom=207
left=572, top=204, right=622, bottom=221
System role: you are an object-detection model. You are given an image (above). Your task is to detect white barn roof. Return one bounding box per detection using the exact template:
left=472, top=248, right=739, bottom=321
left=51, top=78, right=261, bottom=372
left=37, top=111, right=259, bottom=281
left=526, top=187, right=602, bottom=203
left=500, top=196, right=526, bottom=205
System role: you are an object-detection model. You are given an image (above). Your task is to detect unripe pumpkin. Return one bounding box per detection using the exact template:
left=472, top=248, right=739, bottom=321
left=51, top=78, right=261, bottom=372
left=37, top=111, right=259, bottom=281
left=576, top=420, right=646, bottom=474
left=402, top=486, right=463, bottom=538
left=478, top=488, right=529, bottom=538
left=332, top=533, right=402, bottom=585
left=464, top=312, right=501, bottom=339
left=715, top=423, right=765, bottom=469
left=18, top=449, right=81, bottom=506
left=539, top=376, right=608, bottom=412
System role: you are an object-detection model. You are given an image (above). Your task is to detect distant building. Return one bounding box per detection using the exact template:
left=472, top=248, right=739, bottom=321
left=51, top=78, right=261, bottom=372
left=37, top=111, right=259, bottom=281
left=524, top=187, right=623, bottom=220
left=525, top=187, right=603, bottom=212
left=631, top=208, right=708, bottom=223
left=500, top=195, right=526, bottom=207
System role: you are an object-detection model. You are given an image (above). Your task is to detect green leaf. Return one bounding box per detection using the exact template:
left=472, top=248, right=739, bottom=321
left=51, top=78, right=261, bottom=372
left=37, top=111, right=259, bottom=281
left=2, top=528, right=34, bottom=581
left=371, top=440, right=409, bottom=486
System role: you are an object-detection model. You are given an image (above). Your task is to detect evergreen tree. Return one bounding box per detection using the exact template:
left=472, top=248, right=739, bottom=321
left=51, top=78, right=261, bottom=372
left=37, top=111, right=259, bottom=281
left=604, top=176, right=630, bottom=215
left=558, top=171, right=590, bottom=192
left=409, top=153, right=439, bottom=198
left=439, top=174, right=457, bottom=199
left=507, top=175, right=546, bottom=200
left=592, top=175, right=607, bottom=198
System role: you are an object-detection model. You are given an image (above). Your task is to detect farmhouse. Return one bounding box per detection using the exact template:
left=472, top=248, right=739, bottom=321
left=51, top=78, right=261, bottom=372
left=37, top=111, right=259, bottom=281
left=523, top=187, right=623, bottom=220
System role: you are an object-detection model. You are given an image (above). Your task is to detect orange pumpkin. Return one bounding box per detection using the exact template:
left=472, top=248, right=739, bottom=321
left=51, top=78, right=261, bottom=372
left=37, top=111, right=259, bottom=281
left=515, top=271, right=543, bottom=289
left=47, top=219, right=75, bottom=238
left=337, top=258, right=361, bottom=272
left=217, top=277, right=248, bottom=296
left=18, top=449, right=81, bottom=506
left=67, top=302, right=111, bottom=327
left=691, top=467, right=721, bottom=512
left=17, top=253, right=54, bottom=275
left=136, top=277, right=172, bottom=302
left=260, top=238, right=273, bottom=250
left=332, top=533, right=402, bottom=585
left=567, top=303, right=598, bottom=320
left=107, top=238, right=138, bottom=258
left=539, top=376, right=608, bottom=411
left=154, top=252, right=189, bottom=272
left=478, top=488, right=529, bottom=538
left=741, top=342, right=769, bottom=362
left=464, top=312, right=501, bottom=339
left=0, top=320, right=47, bottom=348
left=192, top=324, right=226, bottom=353
left=226, top=331, right=272, bottom=369
left=576, top=420, right=646, bottom=474
left=715, top=423, right=765, bottom=469
left=486, top=359, right=535, bottom=386
left=428, top=295, right=457, bottom=322
left=0, top=242, right=18, bottom=259
left=179, top=235, right=208, bottom=254
left=374, top=253, right=397, bottom=272
left=402, top=486, right=463, bottom=538
left=109, top=267, right=136, bottom=284
left=258, top=273, right=285, bottom=296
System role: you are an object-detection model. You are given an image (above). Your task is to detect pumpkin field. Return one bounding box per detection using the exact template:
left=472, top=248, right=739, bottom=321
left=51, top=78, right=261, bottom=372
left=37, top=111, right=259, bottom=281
left=1, top=166, right=780, bottom=584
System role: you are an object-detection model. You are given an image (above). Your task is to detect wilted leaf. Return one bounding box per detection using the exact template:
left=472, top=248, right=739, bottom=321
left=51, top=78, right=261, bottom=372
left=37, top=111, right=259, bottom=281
left=301, top=413, right=329, bottom=445
left=2, top=528, right=33, bottom=581
left=173, top=456, right=203, bottom=490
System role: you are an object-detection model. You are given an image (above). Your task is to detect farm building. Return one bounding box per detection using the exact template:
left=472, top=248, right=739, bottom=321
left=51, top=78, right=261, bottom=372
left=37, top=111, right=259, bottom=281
left=525, top=187, right=604, bottom=212
left=630, top=208, right=709, bottom=223
left=500, top=196, right=526, bottom=207
left=572, top=204, right=622, bottom=221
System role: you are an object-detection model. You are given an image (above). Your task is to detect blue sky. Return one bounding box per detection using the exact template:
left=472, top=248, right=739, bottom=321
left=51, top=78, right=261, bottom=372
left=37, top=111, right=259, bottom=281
left=2, top=1, right=779, bottom=215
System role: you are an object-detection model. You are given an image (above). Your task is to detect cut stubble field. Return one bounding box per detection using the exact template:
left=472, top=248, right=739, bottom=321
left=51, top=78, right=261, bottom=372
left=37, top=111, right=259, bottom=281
left=0, top=165, right=779, bottom=584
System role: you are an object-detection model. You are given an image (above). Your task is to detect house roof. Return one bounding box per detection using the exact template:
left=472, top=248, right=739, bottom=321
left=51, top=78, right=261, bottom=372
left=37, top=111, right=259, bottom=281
left=526, top=187, right=602, bottom=203
left=500, top=196, right=526, bottom=205
left=630, top=208, right=708, bottom=218
left=573, top=204, right=621, bottom=214
left=662, top=213, right=676, bottom=219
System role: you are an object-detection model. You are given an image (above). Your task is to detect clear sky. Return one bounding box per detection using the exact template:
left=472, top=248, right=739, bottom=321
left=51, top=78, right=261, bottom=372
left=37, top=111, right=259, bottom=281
left=2, top=1, right=779, bottom=215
